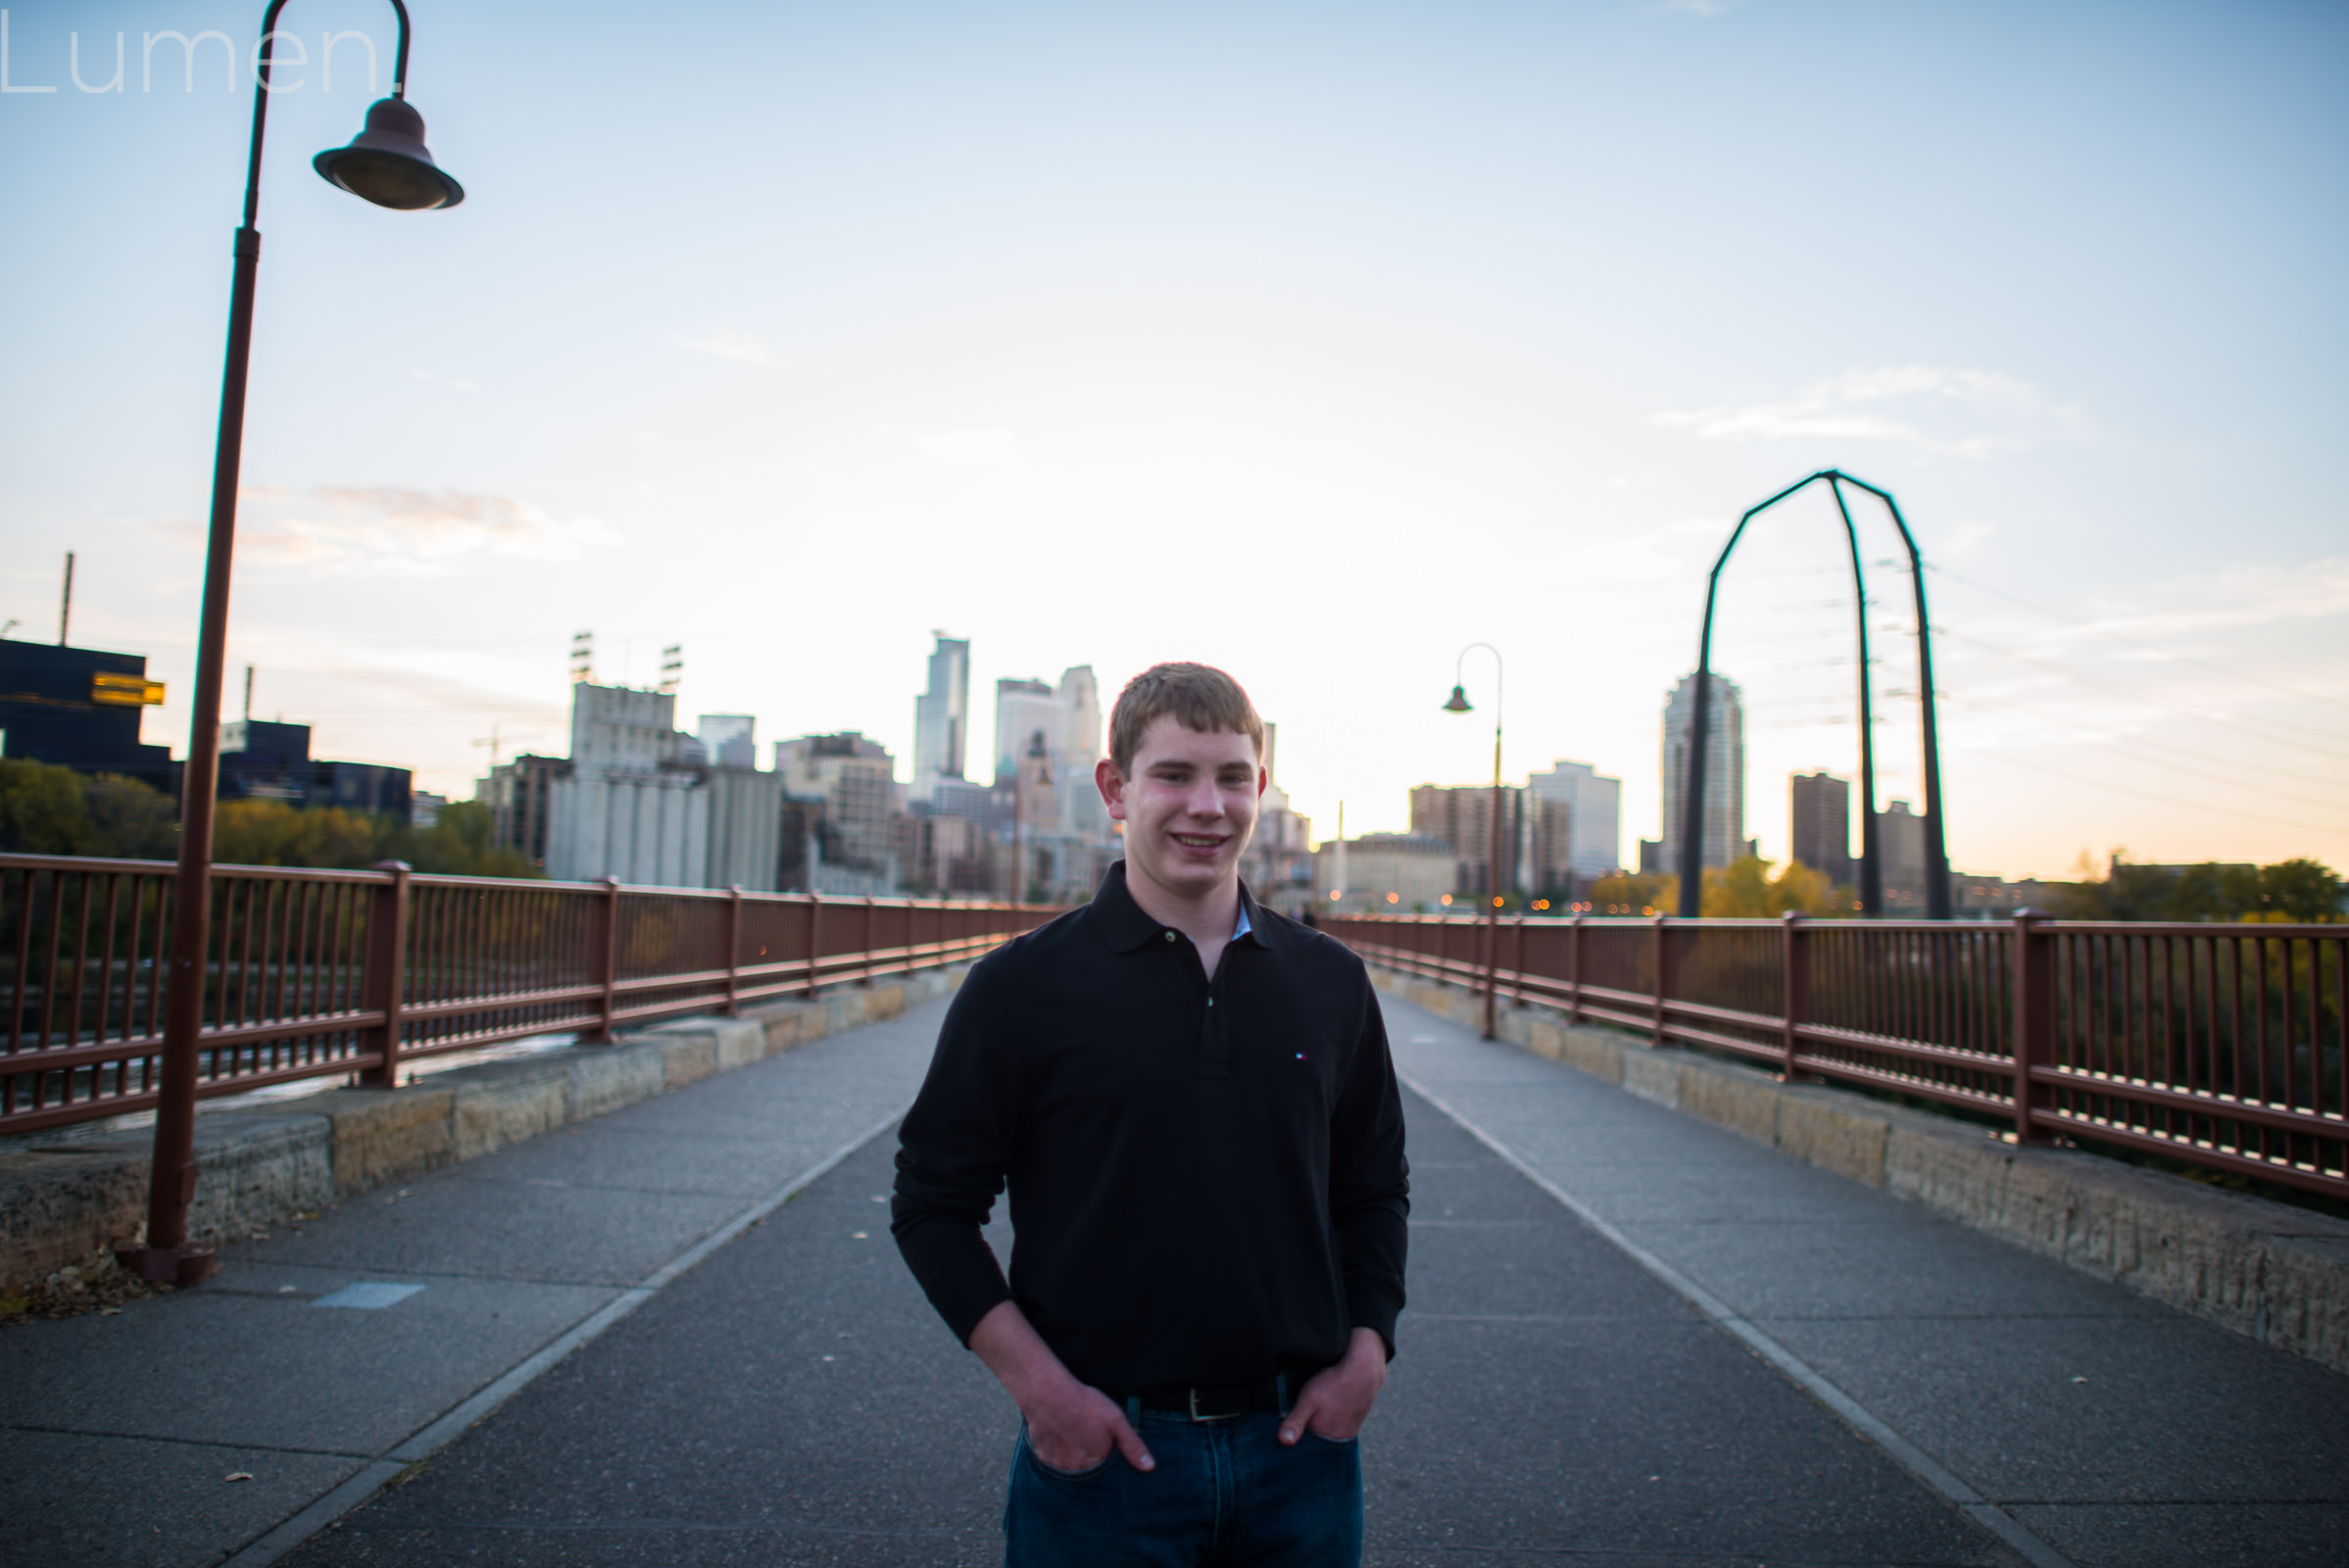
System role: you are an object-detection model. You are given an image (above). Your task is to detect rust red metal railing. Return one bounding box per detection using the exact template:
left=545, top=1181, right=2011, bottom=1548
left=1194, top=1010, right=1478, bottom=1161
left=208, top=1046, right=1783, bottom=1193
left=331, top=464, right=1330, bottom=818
left=0, top=854, right=1050, bottom=1138
left=1330, top=910, right=2348, bottom=1200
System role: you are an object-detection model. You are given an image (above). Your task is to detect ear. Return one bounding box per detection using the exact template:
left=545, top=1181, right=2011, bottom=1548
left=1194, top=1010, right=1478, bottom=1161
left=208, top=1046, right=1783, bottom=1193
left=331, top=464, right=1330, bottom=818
left=1256, top=764, right=1268, bottom=801
left=1097, top=757, right=1128, bottom=821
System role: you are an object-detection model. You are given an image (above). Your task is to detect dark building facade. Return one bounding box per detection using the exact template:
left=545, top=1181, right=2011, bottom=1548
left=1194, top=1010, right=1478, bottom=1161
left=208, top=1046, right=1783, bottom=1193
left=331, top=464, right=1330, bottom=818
left=218, top=719, right=414, bottom=820
left=0, top=638, right=173, bottom=789
left=1789, top=771, right=1854, bottom=887
left=482, top=755, right=570, bottom=870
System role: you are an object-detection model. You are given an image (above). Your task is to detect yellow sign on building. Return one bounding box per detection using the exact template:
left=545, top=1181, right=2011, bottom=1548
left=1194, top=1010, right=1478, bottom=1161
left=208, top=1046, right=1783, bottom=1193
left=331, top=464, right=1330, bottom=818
left=90, top=672, right=166, bottom=708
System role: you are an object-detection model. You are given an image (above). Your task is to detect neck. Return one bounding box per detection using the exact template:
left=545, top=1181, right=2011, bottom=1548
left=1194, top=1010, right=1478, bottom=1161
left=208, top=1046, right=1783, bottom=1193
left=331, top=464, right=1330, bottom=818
left=1123, top=860, right=1242, bottom=947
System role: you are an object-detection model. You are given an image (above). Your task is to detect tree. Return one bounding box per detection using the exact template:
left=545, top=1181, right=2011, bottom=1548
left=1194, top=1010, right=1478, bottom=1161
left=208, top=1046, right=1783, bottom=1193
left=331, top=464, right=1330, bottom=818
left=1700, top=855, right=1838, bottom=918
left=82, top=773, right=178, bottom=859
left=1589, top=870, right=1677, bottom=915
left=0, top=759, right=100, bottom=856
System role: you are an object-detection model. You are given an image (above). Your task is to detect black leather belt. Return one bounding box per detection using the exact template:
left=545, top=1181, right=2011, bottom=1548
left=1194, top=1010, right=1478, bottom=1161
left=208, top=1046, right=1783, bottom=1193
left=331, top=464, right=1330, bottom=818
left=1118, top=1364, right=1328, bottom=1422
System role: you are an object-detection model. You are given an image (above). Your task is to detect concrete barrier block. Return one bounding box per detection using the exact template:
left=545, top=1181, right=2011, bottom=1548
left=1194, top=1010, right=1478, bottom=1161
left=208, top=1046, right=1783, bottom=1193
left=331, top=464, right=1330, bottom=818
left=744, top=1000, right=816, bottom=1054
left=446, top=1063, right=571, bottom=1160
left=710, top=1019, right=766, bottom=1072
left=1619, top=1049, right=1681, bottom=1109
left=570, top=1044, right=664, bottom=1119
left=0, top=1147, right=150, bottom=1285
left=864, top=985, right=906, bottom=1023
left=1678, top=1060, right=1780, bottom=1150
left=1775, top=1092, right=1889, bottom=1188
left=1884, top=1120, right=2014, bottom=1222
left=1526, top=1019, right=1565, bottom=1061
left=1557, top=1026, right=1627, bottom=1085
left=2260, top=1236, right=2349, bottom=1373
left=189, top=1113, right=336, bottom=1244
left=657, top=1032, right=719, bottom=1090
left=826, top=992, right=866, bottom=1033
left=1495, top=1007, right=1535, bottom=1050
left=311, top=1087, right=457, bottom=1198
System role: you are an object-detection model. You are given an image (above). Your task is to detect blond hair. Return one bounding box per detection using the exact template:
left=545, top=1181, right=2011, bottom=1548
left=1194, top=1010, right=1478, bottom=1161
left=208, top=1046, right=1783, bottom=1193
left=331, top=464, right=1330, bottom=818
left=1107, top=662, right=1264, bottom=774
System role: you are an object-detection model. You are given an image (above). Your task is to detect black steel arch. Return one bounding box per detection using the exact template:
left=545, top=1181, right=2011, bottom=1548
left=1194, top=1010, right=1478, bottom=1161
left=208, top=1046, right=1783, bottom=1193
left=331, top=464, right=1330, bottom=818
left=1676, top=470, right=1950, bottom=919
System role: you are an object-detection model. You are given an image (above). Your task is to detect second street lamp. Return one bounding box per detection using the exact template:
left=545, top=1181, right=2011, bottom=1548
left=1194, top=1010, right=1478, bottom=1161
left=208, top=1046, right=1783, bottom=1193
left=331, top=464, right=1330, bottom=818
left=1443, top=643, right=1504, bottom=1042
left=120, top=0, right=465, bottom=1288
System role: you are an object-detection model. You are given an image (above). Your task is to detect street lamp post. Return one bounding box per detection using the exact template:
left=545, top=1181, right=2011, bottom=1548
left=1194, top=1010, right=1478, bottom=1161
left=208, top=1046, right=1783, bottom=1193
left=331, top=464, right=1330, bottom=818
left=119, top=0, right=464, bottom=1288
left=1442, top=643, right=1503, bottom=1041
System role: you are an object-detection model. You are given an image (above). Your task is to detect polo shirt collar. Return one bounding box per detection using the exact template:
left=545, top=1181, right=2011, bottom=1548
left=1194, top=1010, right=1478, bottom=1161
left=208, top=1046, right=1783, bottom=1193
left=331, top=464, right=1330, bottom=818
left=1093, top=860, right=1277, bottom=954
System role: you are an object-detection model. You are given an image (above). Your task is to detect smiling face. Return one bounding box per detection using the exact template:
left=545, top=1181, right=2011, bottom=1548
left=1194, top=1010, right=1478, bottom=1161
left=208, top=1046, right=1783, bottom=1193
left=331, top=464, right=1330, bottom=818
left=1098, top=714, right=1265, bottom=909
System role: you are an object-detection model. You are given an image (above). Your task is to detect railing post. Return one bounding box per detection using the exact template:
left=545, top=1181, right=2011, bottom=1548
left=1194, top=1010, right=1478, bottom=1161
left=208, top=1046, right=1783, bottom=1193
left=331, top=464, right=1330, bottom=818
left=359, top=860, right=413, bottom=1088
left=1651, top=915, right=1673, bottom=1049
left=723, top=884, right=743, bottom=1016
left=862, top=896, right=877, bottom=986
left=1567, top=913, right=1584, bottom=1025
left=1781, top=909, right=1808, bottom=1083
left=1509, top=915, right=1526, bottom=1009
left=581, top=875, right=619, bottom=1045
left=804, top=893, right=822, bottom=998
left=1481, top=906, right=1498, bottom=1040
left=2013, top=908, right=2054, bottom=1144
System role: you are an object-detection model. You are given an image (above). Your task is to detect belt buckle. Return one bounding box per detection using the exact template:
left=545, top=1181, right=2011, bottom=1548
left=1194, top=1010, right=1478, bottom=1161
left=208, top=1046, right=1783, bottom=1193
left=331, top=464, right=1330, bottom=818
left=1187, top=1386, right=1205, bottom=1422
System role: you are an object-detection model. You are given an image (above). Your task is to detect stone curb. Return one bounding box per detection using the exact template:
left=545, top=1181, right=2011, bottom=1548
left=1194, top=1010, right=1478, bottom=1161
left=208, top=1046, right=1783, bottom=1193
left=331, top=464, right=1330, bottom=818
left=0, top=968, right=963, bottom=1289
left=1372, top=966, right=2349, bottom=1375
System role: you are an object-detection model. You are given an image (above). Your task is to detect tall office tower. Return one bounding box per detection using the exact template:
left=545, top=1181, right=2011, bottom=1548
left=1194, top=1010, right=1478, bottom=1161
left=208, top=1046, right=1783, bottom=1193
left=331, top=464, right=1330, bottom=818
left=1526, top=760, right=1625, bottom=879
left=1878, top=799, right=1927, bottom=902
left=910, top=634, right=970, bottom=800
left=1789, top=771, right=1854, bottom=885
left=1055, top=665, right=1105, bottom=832
left=1408, top=782, right=1528, bottom=897
left=994, top=678, right=1060, bottom=784
left=1658, top=671, right=1747, bottom=873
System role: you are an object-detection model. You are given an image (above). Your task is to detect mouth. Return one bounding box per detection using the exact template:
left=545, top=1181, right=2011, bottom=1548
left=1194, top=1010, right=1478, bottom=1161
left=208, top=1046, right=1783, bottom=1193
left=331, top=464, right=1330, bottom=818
left=1169, top=832, right=1228, bottom=858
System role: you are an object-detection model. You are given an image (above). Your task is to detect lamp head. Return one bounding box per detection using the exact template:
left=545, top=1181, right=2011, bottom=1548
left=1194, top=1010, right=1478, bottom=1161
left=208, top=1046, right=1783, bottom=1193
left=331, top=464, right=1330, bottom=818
left=1442, top=684, right=1473, bottom=713
left=314, top=97, right=465, bottom=211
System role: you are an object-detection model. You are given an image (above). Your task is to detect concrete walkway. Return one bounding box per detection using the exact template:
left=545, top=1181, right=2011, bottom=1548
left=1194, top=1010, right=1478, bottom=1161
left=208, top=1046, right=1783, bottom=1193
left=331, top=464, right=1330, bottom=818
left=3, top=988, right=2341, bottom=1567
left=0, top=995, right=954, bottom=1568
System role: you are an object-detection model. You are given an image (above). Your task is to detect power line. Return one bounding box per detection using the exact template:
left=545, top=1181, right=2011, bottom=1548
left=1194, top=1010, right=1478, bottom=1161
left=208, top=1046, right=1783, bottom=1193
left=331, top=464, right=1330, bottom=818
left=1942, top=695, right=2349, bottom=818
left=1968, top=751, right=2347, bottom=837
left=1928, top=560, right=2349, bottom=716
left=1938, top=627, right=2349, bottom=764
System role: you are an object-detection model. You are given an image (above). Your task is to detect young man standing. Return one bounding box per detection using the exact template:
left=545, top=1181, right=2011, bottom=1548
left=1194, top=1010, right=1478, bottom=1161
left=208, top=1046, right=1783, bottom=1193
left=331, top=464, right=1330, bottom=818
left=893, top=662, right=1410, bottom=1566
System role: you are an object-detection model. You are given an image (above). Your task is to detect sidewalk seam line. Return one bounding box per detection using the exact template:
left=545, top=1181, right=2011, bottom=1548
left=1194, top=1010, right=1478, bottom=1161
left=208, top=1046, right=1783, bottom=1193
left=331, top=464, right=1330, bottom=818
left=218, top=1102, right=911, bottom=1568
left=1399, top=1066, right=2080, bottom=1568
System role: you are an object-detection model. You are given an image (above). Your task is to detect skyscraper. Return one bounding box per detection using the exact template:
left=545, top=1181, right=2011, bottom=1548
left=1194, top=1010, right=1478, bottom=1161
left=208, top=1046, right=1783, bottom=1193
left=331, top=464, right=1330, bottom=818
left=1658, top=672, right=1747, bottom=873
left=994, top=677, right=1061, bottom=788
left=910, top=634, right=970, bottom=801
left=1789, top=771, right=1853, bottom=886
left=1526, top=759, right=1624, bottom=880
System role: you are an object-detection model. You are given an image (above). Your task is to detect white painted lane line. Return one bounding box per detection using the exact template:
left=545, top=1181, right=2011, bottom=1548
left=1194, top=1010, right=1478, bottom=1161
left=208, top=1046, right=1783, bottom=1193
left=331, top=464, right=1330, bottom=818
left=221, top=1104, right=911, bottom=1567
left=1400, top=1069, right=2079, bottom=1568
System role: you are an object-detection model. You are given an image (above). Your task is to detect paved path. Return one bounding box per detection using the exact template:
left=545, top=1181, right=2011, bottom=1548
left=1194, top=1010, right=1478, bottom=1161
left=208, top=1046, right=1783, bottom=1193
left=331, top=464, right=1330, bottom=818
left=5, top=989, right=2343, bottom=1566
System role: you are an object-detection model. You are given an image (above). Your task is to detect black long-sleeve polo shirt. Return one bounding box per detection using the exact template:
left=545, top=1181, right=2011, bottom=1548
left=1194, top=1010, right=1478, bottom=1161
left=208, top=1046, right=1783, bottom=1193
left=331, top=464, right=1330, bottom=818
left=891, top=861, right=1409, bottom=1396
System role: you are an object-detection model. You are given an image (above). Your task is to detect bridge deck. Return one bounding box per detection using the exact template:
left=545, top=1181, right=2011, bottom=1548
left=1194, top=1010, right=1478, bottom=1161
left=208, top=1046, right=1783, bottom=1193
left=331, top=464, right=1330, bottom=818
left=1, top=993, right=2340, bottom=1567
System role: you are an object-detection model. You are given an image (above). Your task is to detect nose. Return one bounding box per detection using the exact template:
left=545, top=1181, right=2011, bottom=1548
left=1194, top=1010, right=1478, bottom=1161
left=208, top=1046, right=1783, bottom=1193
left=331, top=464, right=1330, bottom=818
left=1183, top=778, right=1225, bottom=818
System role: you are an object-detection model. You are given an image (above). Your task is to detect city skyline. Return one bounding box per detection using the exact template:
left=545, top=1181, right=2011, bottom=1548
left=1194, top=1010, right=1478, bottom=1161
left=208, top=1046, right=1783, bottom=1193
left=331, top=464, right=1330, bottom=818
left=3, top=2, right=2342, bottom=881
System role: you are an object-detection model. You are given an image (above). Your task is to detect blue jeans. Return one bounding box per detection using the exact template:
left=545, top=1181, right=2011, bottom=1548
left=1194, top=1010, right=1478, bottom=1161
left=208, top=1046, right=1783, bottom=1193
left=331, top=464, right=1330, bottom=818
left=1004, top=1408, right=1362, bottom=1567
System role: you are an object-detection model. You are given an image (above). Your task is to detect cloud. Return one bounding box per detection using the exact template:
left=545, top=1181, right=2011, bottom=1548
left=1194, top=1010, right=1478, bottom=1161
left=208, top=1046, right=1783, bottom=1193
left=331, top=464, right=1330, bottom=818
left=674, top=330, right=776, bottom=368
left=915, top=427, right=1018, bottom=466
left=1651, top=366, right=2082, bottom=457
left=234, top=486, right=622, bottom=574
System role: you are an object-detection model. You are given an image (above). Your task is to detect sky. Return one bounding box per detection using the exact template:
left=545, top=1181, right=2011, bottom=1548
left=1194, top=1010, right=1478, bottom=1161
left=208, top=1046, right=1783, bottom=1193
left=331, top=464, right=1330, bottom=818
left=3, top=0, right=2343, bottom=882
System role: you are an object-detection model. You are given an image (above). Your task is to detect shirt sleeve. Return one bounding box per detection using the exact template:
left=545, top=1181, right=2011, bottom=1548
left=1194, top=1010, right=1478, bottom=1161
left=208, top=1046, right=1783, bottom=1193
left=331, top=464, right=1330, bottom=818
left=1327, top=962, right=1410, bottom=1356
left=890, top=963, right=1020, bottom=1346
